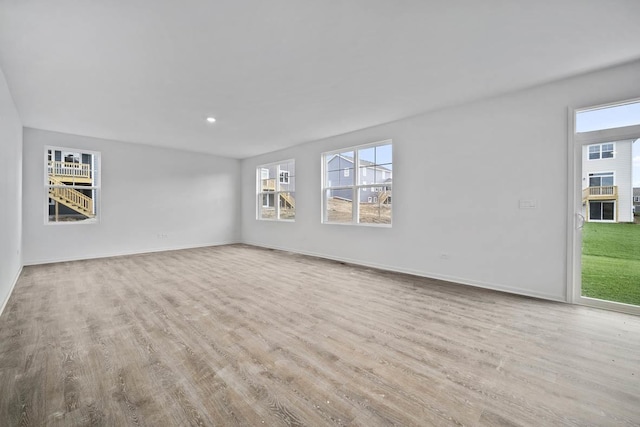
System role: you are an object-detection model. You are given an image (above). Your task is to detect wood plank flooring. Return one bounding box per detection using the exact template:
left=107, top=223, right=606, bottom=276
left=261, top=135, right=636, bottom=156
left=0, top=244, right=639, bottom=426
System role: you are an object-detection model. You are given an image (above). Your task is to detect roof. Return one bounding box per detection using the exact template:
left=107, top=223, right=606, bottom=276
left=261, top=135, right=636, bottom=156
left=327, top=154, right=392, bottom=172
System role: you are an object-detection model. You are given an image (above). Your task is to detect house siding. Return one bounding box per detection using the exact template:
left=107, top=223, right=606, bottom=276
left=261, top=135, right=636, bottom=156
left=326, top=155, right=391, bottom=203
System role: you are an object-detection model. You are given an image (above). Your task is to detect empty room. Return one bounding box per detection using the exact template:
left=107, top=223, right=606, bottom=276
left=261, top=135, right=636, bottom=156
left=1, top=1, right=640, bottom=426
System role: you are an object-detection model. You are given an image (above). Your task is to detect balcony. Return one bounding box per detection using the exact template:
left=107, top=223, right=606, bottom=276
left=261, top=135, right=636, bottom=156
left=582, top=186, right=617, bottom=201
left=261, top=178, right=276, bottom=191
left=48, top=161, right=92, bottom=184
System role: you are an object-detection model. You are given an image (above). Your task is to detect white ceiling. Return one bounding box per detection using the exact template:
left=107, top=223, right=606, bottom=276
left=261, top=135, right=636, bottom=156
left=1, top=0, right=640, bottom=159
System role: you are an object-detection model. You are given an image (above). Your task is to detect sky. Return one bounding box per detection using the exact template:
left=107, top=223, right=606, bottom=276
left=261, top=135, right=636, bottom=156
left=575, top=101, right=640, bottom=187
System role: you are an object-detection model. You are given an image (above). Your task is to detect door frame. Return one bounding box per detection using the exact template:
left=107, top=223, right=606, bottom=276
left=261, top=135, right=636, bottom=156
left=567, top=103, right=640, bottom=315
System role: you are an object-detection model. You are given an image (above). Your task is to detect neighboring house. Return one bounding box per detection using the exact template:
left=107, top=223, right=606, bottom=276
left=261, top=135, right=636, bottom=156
left=582, top=140, right=634, bottom=222
left=634, top=188, right=640, bottom=214
left=259, top=165, right=295, bottom=209
left=47, top=148, right=96, bottom=221
left=326, top=154, right=392, bottom=203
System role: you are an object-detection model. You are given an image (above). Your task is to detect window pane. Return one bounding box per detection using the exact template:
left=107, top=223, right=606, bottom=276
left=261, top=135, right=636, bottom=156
left=279, top=192, right=295, bottom=220
left=338, top=151, right=354, bottom=170
left=281, top=175, right=295, bottom=191
left=279, top=161, right=294, bottom=176
left=358, top=147, right=375, bottom=163
left=260, top=193, right=276, bottom=219
left=326, top=169, right=337, bottom=187
left=260, top=166, right=277, bottom=192
left=340, top=168, right=353, bottom=185
left=48, top=188, right=97, bottom=222
left=326, top=189, right=352, bottom=223
left=48, top=150, right=94, bottom=185
left=376, top=144, right=392, bottom=165
left=589, top=202, right=602, bottom=220
left=603, top=202, right=615, bottom=220
left=260, top=178, right=275, bottom=191
left=576, top=100, right=640, bottom=132
left=358, top=188, right=391, bottom=224
left=373, top=166, right=393, bottom=184
left=326, top=154, right=341, bottom=172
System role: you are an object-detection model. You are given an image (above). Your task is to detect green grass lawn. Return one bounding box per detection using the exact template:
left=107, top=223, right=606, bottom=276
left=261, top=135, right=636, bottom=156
left=582, top=221, right=640, bottom=305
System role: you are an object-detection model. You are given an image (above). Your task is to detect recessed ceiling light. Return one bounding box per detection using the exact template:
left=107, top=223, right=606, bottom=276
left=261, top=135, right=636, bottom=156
left=206, top=117, right=216, bottom=123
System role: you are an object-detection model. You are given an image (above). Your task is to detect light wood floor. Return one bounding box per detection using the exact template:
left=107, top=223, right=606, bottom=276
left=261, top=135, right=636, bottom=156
left=1, top=244, right=639, bottom=426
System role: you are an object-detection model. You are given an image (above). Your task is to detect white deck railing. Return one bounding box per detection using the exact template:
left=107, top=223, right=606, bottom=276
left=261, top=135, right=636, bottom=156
left=48, top=161, right=91, bottom=179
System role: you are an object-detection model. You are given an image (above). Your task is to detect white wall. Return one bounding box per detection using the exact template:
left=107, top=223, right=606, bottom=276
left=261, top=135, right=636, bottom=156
left=23, top=128, right=240, bottom=264
left=241, top=60, right=640, bottom=302
left=0, top=67, right=23, bottom=313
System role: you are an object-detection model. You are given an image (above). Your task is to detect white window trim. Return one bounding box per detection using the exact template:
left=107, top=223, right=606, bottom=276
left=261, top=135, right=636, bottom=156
left=588, top=171, right=615, bottom=187
left=44, top=145, right=101, bottom=225
left=587, top=142, right=615, bottom=160
left=256, top=159, right=295, bottom=222
left=322, top=139, right=392, bottom=227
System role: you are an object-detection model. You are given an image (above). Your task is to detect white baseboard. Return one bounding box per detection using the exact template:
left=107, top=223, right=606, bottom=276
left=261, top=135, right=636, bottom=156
left=242, top=240, right=567, bottom=303
left=0, top=265, right=23, bottom=317
left=23, top=240, right=241, bottom=266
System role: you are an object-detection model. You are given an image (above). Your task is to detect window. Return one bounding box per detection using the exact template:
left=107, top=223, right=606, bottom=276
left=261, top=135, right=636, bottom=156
left=634, top=196, right=640, bottom=203
left=257, top=160, right=295, bottom=221
left=589, top=172, right=614, bottom=188
left=576, top=99, right=640, bottom=133
left=322, top=140, right=392, bottom=225
left=588, top=143, right=615, bottom=160
left=46, top=146, right=100, bottom=223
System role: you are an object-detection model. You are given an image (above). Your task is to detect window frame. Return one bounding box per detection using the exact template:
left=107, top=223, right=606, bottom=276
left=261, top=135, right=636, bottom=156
left=321, top=140, right=393, bottom=227
left=256, top=159, right=295, bottom=222
left=587, top=142, right=615, bottom=160
left=44, top=145, right=101, bottom=225
left=588, top=171, right=614, bottom=188
left=588, top=200, right=616, bottom=222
